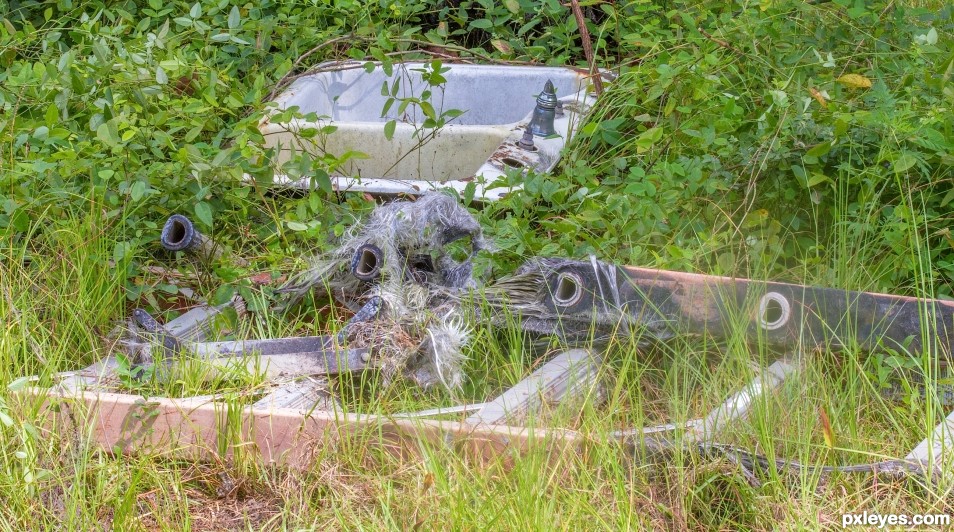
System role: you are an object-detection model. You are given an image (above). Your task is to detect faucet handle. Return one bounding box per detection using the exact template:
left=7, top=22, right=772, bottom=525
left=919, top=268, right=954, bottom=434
left=529, top=80, right=559, bottom=137
left=518, top=126, right=535, bottom=150
left=536, top=79, right=558, bottom=109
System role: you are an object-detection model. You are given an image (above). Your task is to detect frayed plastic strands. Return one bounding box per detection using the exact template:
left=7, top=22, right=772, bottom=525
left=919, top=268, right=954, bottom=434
left=276, top=192, right=488, bottom=389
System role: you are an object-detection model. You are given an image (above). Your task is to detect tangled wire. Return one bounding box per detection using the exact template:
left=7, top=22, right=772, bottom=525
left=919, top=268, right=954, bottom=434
left=276, top=193, right=490, bottom=389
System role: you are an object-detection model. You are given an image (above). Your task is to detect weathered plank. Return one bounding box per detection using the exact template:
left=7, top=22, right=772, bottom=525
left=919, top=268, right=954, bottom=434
left=188, top=338, right=371, bottom=379
left=134, top=337, right=373, bottom=381
left=164, top=302, right=235, bottom=343
left=527, top=258, right=954, bottom=357
left=253, top=377, right=339, bottom=412
left=394, top=403, right=488, bottom=419
left=688, top=359, right=796, bottom=441
left=16, top=388, right=582, bottom=469
left=466, top=348, right=602, bottom=426
left=609, top=359, right=795, bottom=442
left=55, top=356, right=121, bottom=393
left=905, top=409, right=954, bottom=475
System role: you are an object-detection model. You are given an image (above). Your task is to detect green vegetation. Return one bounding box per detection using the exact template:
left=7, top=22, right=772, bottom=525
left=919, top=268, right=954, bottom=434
left=1, top=0, right=952, bottom=529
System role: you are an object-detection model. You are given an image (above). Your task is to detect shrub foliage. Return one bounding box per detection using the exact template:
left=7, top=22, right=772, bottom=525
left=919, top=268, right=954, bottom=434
left=0, top=0, right=951, bottom=306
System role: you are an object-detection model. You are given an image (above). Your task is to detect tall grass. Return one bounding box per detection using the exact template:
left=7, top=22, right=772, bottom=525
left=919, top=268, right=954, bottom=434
left=0, top=198, right=951, bottom=530
left=1, top=0, right=952, bottom=527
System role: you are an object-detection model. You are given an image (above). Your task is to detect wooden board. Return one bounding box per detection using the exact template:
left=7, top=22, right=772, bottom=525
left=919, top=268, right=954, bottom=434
left=906, top=409, right=954, bottom=473
left=253, top=377, right=338, bottom=411
left=14, top=387, right=585, bottom=470
left=466, top=348, right=602, bottom=426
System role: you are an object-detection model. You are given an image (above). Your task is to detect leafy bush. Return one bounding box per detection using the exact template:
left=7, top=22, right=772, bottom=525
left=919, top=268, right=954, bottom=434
left=1, top=0, right=951, bottom=315
left=484, top=1, right=953, bottom=297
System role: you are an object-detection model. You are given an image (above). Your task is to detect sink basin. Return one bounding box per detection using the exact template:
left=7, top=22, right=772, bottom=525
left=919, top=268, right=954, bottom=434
left=261, top=61, right=600, bottom=200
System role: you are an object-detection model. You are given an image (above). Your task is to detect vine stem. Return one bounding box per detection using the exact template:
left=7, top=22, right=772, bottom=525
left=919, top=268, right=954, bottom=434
left=568, top=0, right=603, bottom=96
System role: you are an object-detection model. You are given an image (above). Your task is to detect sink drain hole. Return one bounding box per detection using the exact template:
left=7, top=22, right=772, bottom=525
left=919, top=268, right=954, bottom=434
left=501, top=157, right=526, bottom=169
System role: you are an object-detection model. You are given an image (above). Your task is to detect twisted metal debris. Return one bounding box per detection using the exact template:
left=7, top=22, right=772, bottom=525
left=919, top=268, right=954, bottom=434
left=276, top=193, right=490, bottom=389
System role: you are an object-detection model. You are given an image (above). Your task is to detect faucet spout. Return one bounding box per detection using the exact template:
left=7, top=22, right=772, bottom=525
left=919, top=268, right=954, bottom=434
left=528, top=79, right=558, bottom=137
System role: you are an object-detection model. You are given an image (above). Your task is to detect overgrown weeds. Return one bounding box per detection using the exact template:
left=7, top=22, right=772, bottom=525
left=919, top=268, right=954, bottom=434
left=1, top=0, right=952, bottom=529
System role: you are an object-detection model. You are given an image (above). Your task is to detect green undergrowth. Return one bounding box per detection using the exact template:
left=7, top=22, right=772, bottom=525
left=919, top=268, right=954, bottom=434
left=3, top=211, right=954, bottom=529
left=1, top=0, right=953, bottom=529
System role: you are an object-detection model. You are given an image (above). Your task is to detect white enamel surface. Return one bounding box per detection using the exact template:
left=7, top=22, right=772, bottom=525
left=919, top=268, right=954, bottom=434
left=261, top=62, right=599, bottom=201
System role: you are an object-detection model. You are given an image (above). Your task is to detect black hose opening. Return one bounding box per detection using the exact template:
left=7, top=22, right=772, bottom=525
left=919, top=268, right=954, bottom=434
left=351, top=244, right=384, bottom=282
left=160, top=214, right=196, bottom=251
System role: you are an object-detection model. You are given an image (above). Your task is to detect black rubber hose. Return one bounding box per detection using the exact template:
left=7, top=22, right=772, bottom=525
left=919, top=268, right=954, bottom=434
left=351, top=243, right=384, bottom=282
left=160, top=214, right=198, bottom=251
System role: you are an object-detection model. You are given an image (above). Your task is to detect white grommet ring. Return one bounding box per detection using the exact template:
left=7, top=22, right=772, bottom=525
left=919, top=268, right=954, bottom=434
left=758, top=291, right=791, bottom=331
left=552, top=272, right=584, bottom=307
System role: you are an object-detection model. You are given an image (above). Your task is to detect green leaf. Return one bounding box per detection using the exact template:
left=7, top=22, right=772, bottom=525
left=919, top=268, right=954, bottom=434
left=130, top=181, right=147, bottom=201
left=211, top=32, right=231, bottom=42
left=635, top=127, right=663, bottom=154
left=469, top=19, right=493, bottom=30
left=503, top=0, right=520, bottom=14
left=384, top=120, right=396, bottom=140
left=228, top=6, right=241, bottom=30
left=807, top=172, right=830, bottom=187
left=311, top=169, right=332, bottom=193
left=155, top=66, right=167, bottom=84
left=45, top=103, right=59, bottom=126
left=286, top=221, right=308, bottom=231
left=893, top=152, right=917, bottom=173
left=96, top=120, right=120, bottom=147
left=113, top=241, right=130, bottom=263
left=7, top=376, right=32, bottom=392
left=194, top=201, right=213, bottom=227
left=805, top=141, right=831, bottom=158
left=419, top=101, right=435, bottom=120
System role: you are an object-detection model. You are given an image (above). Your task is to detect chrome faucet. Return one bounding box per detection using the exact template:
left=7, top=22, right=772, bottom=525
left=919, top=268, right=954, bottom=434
left=528, top=80, right=558, bottom=137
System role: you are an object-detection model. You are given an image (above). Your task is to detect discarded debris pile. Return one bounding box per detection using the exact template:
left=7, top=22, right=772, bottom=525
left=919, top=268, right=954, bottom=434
left=277, top=192, right=491, bottom=389
left=21, top=193, right=954, bottom=487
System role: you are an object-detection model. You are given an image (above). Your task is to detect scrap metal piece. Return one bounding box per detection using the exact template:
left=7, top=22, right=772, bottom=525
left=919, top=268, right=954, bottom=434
left=161, top=214, right=224, bottom=263
left=123, top=301, right=240, bottom=381
left=487, top=256, right=954, bottom=358
left=132, top=308, right=182, bottom=360
left=276, top=192, right=489, bottom=389
left=528, top=79, right=558, bottom=137
left=517, top=126, right=535, bottom=150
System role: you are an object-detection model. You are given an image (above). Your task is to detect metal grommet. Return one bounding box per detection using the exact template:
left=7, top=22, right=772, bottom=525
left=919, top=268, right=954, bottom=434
left=552, top=271, right=584, bottom=308
left=757, top=291, right=791, bottom=331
